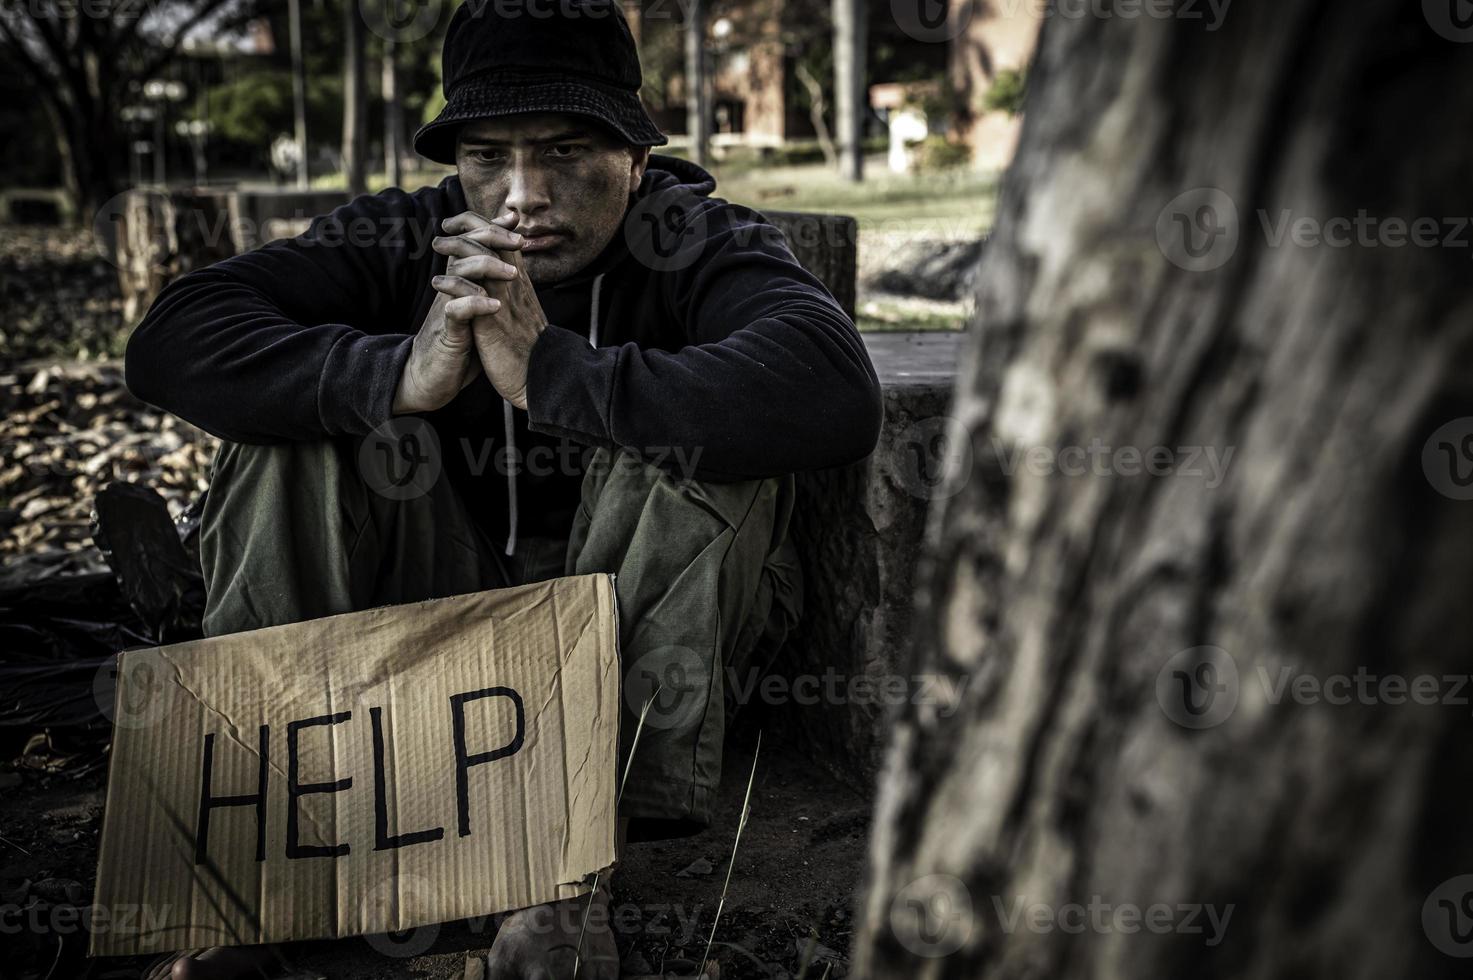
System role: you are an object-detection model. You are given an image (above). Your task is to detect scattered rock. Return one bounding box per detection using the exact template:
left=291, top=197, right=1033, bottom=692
left=675, top=857, right=714, bottom=878
left=860, top=235, right=986, bottom=301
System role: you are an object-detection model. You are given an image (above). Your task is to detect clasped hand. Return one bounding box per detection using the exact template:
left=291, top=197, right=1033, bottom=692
left=391, top=210, right=548, bottom=414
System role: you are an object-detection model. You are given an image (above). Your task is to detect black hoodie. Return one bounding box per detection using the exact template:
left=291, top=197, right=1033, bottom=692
left=125, top=155, right=883, bottom=551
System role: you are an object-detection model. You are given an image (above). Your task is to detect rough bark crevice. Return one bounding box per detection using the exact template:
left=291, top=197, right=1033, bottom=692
left=856, top=1, right=1473, bottom=977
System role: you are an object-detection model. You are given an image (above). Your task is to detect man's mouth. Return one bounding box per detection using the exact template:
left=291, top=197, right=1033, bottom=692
left=518, top=229, right=567, bottom=253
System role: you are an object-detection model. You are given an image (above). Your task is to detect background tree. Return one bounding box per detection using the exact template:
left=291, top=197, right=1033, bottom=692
left=339, top=0, right=366, bottom=194
left=0, top=0, right=269, bottom=219
left=856, top=1, right=1473, bottom=977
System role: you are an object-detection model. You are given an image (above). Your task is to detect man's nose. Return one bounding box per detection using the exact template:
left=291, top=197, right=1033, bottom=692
left=503, top=156, right=551, bottom=219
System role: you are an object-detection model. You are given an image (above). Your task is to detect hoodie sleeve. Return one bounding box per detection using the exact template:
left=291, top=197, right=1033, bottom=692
left=124, top=187, right=434, bottom=444
left=524, top=200, right=883, bottom=480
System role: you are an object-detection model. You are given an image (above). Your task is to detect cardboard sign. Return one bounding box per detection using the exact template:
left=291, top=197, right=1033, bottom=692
left=90, top=574, right=620, bottom=957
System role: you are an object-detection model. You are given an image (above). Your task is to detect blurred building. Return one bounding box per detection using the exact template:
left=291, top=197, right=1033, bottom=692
left=948, top=0, right=1042, bottom=169
left=630, top=0, right=1042, bottom=169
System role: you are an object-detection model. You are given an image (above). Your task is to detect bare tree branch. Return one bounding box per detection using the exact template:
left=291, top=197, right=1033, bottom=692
left=0, top=14, right=64, bottom=92
left=135, top=0, right=242, bottom=79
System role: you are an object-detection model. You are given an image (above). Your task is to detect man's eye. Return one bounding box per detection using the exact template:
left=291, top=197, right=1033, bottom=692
left=547, top=144, right=582, bottom=159
left=470, top=150, right=505, bottom=164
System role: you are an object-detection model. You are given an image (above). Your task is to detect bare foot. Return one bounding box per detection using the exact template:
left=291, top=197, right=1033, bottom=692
left=485, top=883, right=619, bottom=980
left=143, top=944, right=285, bottom=980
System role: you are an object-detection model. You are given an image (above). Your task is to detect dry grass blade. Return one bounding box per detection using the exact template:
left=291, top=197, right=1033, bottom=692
left=697, top=731, right=762, bottom=980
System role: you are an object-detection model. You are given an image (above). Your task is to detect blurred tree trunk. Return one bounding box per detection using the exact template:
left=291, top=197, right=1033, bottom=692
left=831, top=0, right=864, bottom=181
left=856, top=2, right=1473, bottom=978
left=683, top=0, right=708, bottom=170
left=341, top=0, right=368, bottom=195
left=795, top=61, right=837, bottom=168
left=288, top=0, right=311, bottom=189
left=383, top=38, right=403, bottom=188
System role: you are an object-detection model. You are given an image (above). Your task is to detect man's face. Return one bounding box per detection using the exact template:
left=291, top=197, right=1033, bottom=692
left=455, top=113, right=649, bottom=285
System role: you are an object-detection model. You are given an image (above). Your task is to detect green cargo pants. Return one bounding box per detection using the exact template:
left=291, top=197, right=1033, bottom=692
left=197, top=434, right=802, bottom=841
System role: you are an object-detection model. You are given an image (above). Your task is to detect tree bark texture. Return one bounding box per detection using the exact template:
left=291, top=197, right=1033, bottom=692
left=856, top=2, right=1473, bottom=977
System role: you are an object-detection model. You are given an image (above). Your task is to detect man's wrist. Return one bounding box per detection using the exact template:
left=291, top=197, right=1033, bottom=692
left=391, top=372, right=423, bottom=415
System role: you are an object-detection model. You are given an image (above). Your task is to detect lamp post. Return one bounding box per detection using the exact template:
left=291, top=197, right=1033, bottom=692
left=175, top=118, right=210, bottom=185
left=120, top=104, right=156, bottom=187
left=143, top=79, right=188, bottom=185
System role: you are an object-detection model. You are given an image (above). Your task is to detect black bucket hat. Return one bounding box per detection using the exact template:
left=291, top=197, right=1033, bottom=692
left=413, top=0, right=668, bottom=165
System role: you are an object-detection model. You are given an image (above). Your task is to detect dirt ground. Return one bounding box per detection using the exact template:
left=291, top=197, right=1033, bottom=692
left=0, top=726, right=871, bottom=980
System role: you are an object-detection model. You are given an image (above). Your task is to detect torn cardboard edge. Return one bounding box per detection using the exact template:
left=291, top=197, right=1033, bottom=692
left=90, top=573, right=621, bottom=957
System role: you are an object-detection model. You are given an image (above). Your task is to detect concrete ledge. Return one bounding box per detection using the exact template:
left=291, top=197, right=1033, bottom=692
left=776, top=331, right=963, bottom=786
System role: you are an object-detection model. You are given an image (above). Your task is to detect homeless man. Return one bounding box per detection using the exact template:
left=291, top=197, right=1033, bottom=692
left=124, top=1, right=882, bottom=977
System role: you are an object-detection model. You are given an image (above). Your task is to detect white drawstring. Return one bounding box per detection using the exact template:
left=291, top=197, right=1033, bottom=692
left=588, top=272, right=605, bottom=348
left=502, top=398, right=518, bottom=556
